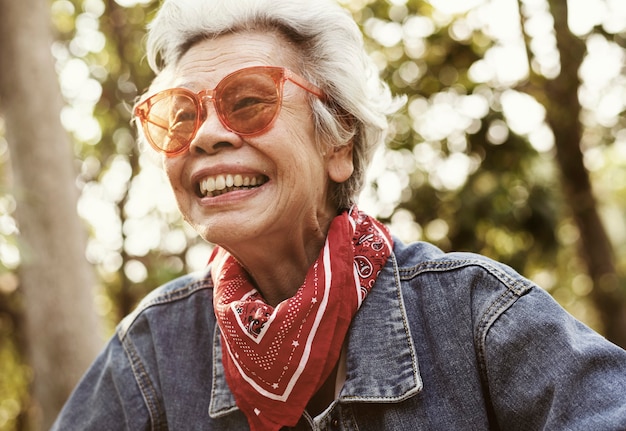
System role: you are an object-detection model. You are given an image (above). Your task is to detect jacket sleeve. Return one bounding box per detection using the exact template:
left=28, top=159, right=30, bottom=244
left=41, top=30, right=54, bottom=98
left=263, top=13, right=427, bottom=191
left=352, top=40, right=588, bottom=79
left=50, top=334, right=153, bottom=431
left=482, top=285, right=626, bottom=430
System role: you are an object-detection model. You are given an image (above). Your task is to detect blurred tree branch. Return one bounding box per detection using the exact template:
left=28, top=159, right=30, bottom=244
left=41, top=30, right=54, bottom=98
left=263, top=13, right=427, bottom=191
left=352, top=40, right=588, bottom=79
left=529, top=0, right=626, bottom=347
left=0, top=0, right=103, bottom=427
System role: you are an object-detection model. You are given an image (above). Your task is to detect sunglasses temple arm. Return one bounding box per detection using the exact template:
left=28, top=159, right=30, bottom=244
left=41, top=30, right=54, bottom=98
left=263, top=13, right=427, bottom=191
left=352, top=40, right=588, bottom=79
left=284, top=70, right=325, bottom=99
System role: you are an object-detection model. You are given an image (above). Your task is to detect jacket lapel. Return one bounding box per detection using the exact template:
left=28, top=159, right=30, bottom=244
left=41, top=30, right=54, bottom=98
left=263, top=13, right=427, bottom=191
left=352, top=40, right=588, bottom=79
left=209, top=251, right=423, bottom=417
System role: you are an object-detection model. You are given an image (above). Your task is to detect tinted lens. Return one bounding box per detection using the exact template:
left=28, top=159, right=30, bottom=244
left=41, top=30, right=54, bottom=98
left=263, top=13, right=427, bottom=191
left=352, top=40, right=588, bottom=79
left=137, top=67, right=287, bottom=155
left=218, top=69, right=281, bottom=134
left=143, top=91, right=199, bottom=154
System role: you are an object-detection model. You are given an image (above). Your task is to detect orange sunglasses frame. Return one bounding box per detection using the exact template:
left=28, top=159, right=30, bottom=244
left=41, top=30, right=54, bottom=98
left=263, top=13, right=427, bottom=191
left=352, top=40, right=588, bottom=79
left=134, top=66, right=324, bottom=157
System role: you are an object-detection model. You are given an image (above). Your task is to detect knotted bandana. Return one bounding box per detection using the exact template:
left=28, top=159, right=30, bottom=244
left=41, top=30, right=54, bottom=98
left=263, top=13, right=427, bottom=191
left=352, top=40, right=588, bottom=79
left=211, top=207, right=393, bottom=431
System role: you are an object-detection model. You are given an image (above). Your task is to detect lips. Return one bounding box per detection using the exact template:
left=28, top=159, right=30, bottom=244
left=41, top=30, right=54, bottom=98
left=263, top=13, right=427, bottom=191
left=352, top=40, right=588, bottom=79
left=198, top=174, right=268, bottom=197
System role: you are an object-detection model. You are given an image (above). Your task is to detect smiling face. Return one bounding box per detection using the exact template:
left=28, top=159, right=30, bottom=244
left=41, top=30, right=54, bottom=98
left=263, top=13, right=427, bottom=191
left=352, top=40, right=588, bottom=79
left=160, top=31, right=354, bottom=262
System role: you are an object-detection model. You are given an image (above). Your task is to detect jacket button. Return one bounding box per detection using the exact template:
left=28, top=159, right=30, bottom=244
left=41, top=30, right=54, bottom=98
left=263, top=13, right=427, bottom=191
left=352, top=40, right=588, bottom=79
left=330, top=417, right=340, bottom=428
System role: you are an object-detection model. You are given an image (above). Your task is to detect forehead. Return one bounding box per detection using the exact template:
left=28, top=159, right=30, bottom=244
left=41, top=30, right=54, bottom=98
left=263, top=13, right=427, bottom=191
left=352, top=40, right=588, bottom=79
left=171, top=31, right=298, bottom=88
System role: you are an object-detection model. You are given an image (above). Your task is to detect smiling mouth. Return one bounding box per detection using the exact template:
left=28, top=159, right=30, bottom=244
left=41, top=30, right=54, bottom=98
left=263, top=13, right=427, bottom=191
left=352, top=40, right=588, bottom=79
left=197, top=174, right=269, bottom=197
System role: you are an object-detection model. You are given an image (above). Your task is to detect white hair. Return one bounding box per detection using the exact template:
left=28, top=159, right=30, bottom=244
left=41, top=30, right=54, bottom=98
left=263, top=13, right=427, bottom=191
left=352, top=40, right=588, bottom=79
left=139, top=0, right=402, bottom=209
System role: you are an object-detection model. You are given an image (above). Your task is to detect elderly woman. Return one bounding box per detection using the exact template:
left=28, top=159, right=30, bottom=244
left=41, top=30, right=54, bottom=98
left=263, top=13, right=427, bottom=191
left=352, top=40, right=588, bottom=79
left=53, top=0, right=626, bottom=430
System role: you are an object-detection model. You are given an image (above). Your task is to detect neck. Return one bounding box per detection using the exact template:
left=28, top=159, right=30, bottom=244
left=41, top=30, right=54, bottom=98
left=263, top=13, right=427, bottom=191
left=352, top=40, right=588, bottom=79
left=223, top=214, right=334, bottom=306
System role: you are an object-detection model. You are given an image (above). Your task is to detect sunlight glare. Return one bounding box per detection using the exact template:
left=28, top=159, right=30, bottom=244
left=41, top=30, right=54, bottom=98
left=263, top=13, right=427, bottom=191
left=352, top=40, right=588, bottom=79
left=580, top=35, right=624, bottom=91
left=124, top=217, right=162, bottom=256
left=480, top=0, right=521, bottom=43
left=424, top=219, right=449, bottom=242
left=501, top=90, right=545, bottom=135
left=124, top=259, right=148, bottom=283
left=163, top=229, right=187, bottom=255
left=484, top=44, right=529, bottom=86
left=365, top=19, right=403, bottom=47
left=428, top=0, right=485, bottom=15
left=83, top=0, right=106, bottom=17
left=390, top=209, right=422, bottom=243
left=78, top=184, right=123, bottom=251
left=114, top=0, right=152, bottom=6
left=0, top=243, right=20, bottom=269
left=604, top=0, right=626, bottom=33
left=186, top=243, right=215, bottom=272
left=528, top=124, right=555, bottom=153
left=431, top=152, right=474, bottom=191
left=102, top=156, right=133, bottom=203
left=568, top=0, right=606, bottom=36
left=124, top=156, right=178, bottom=219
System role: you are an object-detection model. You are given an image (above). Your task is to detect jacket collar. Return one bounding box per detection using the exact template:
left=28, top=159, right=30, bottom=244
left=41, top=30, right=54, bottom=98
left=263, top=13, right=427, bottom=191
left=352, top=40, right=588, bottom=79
left=209, top=250, right=422, bottom=417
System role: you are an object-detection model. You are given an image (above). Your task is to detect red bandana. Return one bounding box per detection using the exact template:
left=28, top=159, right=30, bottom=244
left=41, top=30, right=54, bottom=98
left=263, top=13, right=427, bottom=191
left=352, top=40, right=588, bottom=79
left=210, top=208, right=393, bottom=431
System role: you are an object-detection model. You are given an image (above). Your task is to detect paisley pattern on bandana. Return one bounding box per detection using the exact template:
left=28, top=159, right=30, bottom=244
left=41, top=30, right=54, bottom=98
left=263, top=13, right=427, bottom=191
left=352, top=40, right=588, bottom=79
left=211, top=207, right=393, bottom=431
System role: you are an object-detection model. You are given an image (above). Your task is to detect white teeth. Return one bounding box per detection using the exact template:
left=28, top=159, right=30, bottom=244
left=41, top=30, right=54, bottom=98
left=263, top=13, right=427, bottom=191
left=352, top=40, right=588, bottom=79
left=199, top=174, right=267, bottom=196
left=215, top=175, right=226, bottom=190
left=205, top=177, right=215, bottom=192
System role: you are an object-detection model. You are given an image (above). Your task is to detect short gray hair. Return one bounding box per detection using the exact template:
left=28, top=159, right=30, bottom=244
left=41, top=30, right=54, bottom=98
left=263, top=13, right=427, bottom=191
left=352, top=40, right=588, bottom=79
left=140, top=0, right=401, bottom=209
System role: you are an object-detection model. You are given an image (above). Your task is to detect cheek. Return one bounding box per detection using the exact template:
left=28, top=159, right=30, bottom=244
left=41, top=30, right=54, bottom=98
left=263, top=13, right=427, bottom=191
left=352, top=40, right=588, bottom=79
left=162, top=158, right=186, bottom=195
left=279, top=110, right=323, bottom=161
left=282, top=137, right=325, bottom=179
left=280, top=99, right=318, bottom=137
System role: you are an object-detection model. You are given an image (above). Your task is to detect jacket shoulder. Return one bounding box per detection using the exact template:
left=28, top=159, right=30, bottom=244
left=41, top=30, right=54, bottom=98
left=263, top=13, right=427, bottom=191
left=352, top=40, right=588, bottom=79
left=392, top=238, right=533, bottom=297
left=118, top=267, right=214, bottom=339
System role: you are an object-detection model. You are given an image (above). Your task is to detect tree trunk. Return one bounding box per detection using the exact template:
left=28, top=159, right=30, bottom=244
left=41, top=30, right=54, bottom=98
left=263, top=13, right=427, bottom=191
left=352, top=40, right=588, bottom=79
left=544, top=0, right=626, bottom=348
left=0, top=0, right=103, bottom=428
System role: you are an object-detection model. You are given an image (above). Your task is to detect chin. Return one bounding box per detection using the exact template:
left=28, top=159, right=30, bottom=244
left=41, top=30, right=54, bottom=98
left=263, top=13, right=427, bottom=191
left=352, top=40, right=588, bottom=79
left=190, top=219, right=252, bottom=248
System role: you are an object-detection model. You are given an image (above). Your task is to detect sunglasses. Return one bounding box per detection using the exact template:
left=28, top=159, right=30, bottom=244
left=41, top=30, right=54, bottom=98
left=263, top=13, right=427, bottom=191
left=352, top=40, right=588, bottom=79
left=134, top=66, right=324, bottom=156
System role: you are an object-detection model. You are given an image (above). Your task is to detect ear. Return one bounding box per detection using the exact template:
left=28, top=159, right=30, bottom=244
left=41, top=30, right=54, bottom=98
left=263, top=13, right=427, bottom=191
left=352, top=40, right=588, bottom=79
left=326, top=141, right=354, bottom=183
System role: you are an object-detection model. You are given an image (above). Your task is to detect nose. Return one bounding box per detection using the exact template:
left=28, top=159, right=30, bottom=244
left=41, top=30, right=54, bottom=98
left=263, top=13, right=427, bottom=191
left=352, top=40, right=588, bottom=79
left=188, top=99, right=243, bottom=155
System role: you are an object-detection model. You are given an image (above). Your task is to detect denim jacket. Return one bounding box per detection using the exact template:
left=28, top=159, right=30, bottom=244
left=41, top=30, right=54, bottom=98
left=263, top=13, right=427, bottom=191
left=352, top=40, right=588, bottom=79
left=52, top=239, right=626, bottom=430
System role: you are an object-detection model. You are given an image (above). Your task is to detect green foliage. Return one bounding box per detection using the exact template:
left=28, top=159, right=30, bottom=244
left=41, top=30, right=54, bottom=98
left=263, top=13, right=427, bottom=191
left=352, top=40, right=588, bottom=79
left=357, top=0, right=562, bottom=276
left=352, top=0, right=625, bottom=335
left=0, top=289, right=29, bottom=431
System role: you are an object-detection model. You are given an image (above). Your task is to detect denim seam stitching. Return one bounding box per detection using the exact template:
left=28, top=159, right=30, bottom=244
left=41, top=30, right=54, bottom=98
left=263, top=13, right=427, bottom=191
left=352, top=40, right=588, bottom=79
left=390, top=251, right=422, bottom=395
left=118, top=277, right=214, bottom=340
left=475, top=287, right=521, bottom=360
left=120, top=334, right=166, bottom=431
left=398, top=256, right=534, bottom=418
left=339, top=404, right=357, bottom=430
left=340, top=252, right=422, bottom=404
left=474, top=285, right=530, bottom=421
left=398, top=259, right=531, bottom=296
left=209, top=326, right=241, bottom=417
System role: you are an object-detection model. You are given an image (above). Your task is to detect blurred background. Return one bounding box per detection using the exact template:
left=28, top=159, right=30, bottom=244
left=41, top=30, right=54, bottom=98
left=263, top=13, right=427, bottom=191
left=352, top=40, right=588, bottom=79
left=0, top=0, right=625, bottom=429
